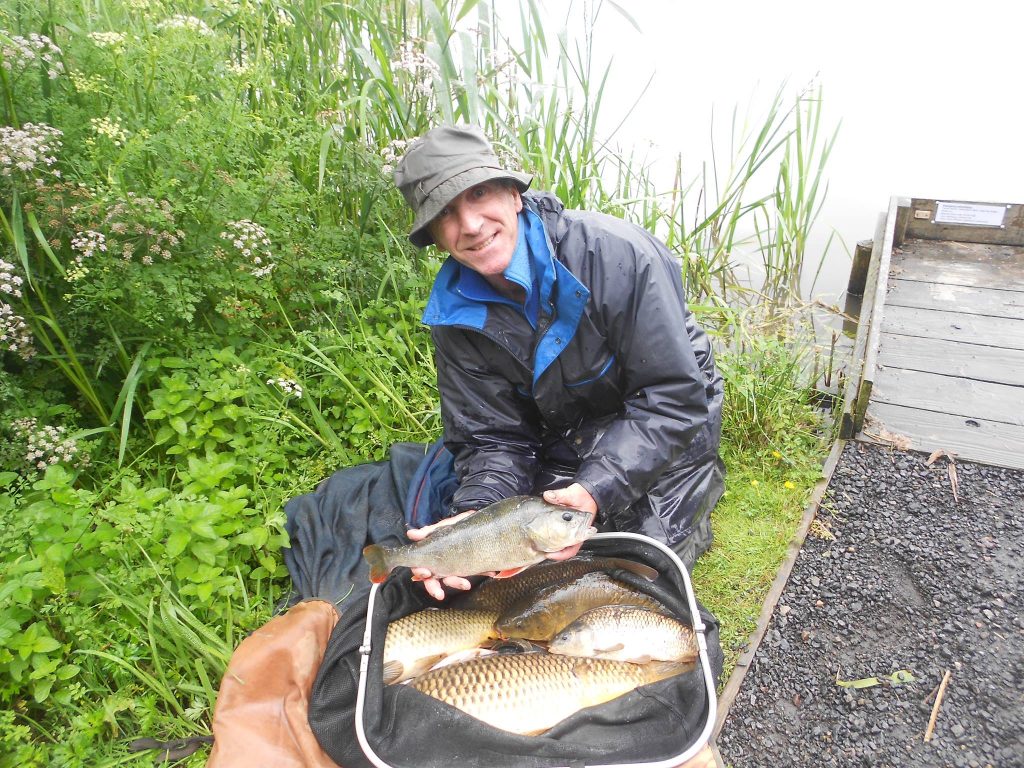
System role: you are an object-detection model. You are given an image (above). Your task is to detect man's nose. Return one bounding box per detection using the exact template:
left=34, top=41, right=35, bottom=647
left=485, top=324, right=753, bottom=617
left=456, top=203, right=483, bottom=233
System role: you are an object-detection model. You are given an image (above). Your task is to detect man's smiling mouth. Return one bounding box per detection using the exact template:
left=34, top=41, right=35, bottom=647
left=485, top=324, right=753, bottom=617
left=468, top=233, right=497, bottom=251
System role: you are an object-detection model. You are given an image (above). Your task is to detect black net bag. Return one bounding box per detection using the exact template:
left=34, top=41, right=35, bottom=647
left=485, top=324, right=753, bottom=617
left=308, top=534, right=723, bottom=768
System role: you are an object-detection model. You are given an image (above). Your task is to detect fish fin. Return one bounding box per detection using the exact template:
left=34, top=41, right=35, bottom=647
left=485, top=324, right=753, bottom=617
left=363, top=544, right=390, bottom=584
left=632, top=654, right=653, bottom=664
left=606, top=558, right=659, bottom=581
left=493, top=566, right=530, bottom=579
left=382, top=660, right=404, bottom=685
left=596, top=642, right=625, bottom=654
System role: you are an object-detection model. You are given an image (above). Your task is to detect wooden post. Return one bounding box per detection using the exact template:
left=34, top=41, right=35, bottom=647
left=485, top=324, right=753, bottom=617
left=847, top=239, right=874, bottom=296
left=893, top=196, right=912, bottom=247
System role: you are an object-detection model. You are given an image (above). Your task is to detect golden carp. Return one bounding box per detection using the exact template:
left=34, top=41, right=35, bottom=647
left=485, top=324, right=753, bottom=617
left=383, top=608, right=500, bottom=684
left=362, top=496, right=595, bottom=584
left=496, top=571, right=667, bottom=641
left=455, top=555, right=659, bottom=613
left=409, top=652, right=688, bottom=735
left=547, top=605, right=698, bottom=664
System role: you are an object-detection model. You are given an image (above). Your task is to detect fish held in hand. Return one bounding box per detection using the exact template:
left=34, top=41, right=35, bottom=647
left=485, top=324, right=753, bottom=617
left=496, top=571, right=668, bottom=642
left=455, top=555, right=659, bottom=612
left=409, top=652, right=689, bottom=735
left=362, top=496, right=595, bottom=584
left=383, top=608, right=500, bottom=684
left=548, top=605, right=698, bottom=664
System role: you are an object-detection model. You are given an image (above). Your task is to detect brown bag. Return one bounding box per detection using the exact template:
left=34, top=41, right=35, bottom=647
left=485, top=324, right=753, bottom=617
left=207, top=600, right=342, bottom=768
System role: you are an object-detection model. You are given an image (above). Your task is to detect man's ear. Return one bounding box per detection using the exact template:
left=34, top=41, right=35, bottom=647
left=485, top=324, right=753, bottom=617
left=512, top=187, right=523, bottom=213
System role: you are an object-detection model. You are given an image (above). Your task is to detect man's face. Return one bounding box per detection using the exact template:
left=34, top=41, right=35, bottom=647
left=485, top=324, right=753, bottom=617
left=428, top=181, right=523, bottom=282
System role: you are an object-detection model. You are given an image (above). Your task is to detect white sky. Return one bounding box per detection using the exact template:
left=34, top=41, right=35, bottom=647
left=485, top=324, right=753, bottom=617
left=491, top=0, right=1024, bottom=300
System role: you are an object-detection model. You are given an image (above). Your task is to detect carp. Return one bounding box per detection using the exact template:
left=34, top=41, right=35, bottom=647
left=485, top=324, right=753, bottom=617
left=409, top=651, right=689, bottom=735
left=455, top=555, right=659, bottom=613
left=383, top=608, right=500, bottom=684
left=548, top=605, right=698, bottom=664
left=496, top=571, right=667, bottom=641
left=362, top=496, right=594, bottom=583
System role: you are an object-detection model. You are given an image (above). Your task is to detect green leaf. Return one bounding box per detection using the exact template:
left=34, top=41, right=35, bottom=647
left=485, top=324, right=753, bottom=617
left=32, top=677, right=54, bottom=703
left=32, top=635, right=61, bottom=654
left=166, top=529, right=191, bottom=558
left=190, top=540, right=220, bottom=565
left=170, top=416, right=189, bottom=435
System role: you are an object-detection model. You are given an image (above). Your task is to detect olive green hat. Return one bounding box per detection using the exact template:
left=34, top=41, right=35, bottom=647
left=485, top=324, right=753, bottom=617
left=393, top=124, right=532, bottom=248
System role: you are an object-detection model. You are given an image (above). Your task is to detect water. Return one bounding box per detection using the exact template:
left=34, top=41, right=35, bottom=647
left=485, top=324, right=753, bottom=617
left=495, top=0, right=1024, bottom=305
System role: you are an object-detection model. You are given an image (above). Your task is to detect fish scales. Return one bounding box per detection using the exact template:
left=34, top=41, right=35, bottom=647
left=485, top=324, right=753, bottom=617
left=409, top=652, right=683, bottom=735
left=383, top=608, right=500, bottom=684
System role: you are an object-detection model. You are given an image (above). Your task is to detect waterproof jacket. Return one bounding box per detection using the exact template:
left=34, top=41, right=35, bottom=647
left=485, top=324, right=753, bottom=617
left=422, top=191, right=723, bottom=544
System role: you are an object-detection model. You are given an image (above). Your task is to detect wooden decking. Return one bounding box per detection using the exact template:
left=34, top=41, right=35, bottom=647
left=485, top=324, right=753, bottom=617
left=841, top=197, right=1024, bottom=470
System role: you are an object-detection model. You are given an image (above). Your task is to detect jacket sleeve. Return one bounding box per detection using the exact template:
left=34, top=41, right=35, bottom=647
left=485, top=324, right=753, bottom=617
left=432, top=327, right=542, bottom=513
left=571, top=224, right=711, bottom=516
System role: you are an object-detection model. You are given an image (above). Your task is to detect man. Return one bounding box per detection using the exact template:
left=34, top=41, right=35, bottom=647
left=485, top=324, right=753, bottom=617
left=393, top=124, right=724, bottom=599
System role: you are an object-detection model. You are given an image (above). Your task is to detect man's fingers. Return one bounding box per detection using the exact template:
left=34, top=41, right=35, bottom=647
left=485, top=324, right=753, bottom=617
left=441, top=575, right=472, bottom=591
left=546, top=542, right=583, bottom=562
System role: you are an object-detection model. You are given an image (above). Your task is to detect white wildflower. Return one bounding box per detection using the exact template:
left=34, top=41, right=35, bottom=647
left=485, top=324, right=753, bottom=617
left=0, top=32, right=64, bottom=79
left=390, top=41, right=439, bottom=100
left=12, top=417, right=84, bottom=470
left=89, top=116, right=129, bottom=148
left=0, top=123, right=62, bottom=179
left=220, top=220, right=275, bottom=278
left=380, top=138, right=410, bottom=176
left=1, top=259, right=24, bottom=298
left=266, top=377, right=303, bottom=399
left=0, top=303, right=35, bottom=359
left=156, top=15, right=213, bottom=36
left=70, top=230, right=107, bottom=267
left=87, top=31, right=126, bottom=48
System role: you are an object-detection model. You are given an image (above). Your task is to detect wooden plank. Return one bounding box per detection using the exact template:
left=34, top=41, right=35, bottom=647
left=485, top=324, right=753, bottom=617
left=864, top=402, right=1024, bottom=470
left=871, top=367, right=1024, bottom=425
left=857, top=197, right=902, bottom=432
left=891, top=240, right=1024, bottom=290
left=878, top=333, right=1024, bottom=387
left=886, top=279, right=1024, bottom=320
left=880, top=305, right=1024, bottom=351
left=903, top=198, right=1024, bottom=246
left=840, top=213, right=886, bottom=438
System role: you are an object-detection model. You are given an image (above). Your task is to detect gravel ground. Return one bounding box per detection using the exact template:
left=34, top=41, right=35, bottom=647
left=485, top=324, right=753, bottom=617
left=717, top=441, right=1024, bottom=768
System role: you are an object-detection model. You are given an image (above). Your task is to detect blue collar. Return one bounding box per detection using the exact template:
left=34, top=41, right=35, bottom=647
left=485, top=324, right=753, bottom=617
left=421, top=204, right=590, bottom=387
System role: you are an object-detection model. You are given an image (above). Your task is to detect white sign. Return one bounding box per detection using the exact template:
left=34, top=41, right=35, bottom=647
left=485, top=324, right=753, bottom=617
left=934, top=202, right=1006, bottom=227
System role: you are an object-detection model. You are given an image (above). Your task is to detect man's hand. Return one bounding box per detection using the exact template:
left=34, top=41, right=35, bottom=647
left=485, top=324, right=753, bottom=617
left=542, top=483, right=598, bottom=561
left=406, top=510, right=480, bottom=600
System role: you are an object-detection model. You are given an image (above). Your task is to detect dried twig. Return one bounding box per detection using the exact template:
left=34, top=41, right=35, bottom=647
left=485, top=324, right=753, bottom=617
left=923, top=670, right=952, bottom=742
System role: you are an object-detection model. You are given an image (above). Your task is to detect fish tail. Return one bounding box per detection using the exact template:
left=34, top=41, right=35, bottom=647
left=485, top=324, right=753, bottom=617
left=363, top=544, right=391, bottom=583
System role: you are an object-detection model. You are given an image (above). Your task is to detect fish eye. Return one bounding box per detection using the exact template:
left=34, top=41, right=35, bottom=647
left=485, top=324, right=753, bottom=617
left=561, top=512, right=574, bottom=522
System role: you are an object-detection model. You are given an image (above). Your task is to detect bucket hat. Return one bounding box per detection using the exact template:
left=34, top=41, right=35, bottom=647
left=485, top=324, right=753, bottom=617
left=393, top=124, right=532, bottom=248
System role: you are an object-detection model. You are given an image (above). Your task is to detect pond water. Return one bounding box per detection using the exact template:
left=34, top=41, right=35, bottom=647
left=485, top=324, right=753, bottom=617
left=495, top=0, right=1024, bottom=306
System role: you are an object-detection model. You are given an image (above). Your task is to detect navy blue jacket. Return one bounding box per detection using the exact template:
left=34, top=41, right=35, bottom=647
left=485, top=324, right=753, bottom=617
left=422, top=191, right=722, bottom=542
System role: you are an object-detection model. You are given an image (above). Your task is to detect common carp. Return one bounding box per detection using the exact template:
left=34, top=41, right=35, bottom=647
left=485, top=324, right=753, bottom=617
left=409, top=652, right=689, bottom=735
left=496, top=571, right=667, bottom=641
left=362, top=496, right=594, bottom=583
left=548, top=605, right=698, bottom=664
left=383, top=608, right=501, bottom=684
left=455, top=555, right=659, bottom=613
